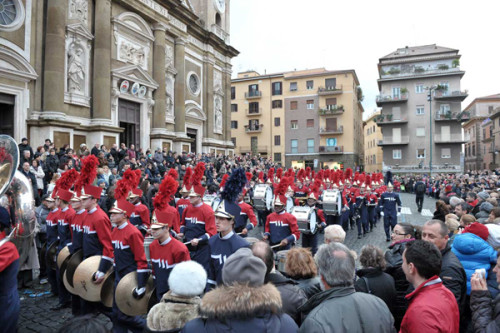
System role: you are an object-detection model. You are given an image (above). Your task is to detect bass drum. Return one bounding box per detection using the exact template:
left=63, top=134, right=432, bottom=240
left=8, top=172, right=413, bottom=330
left=202, top=194, right=220, bottom=211
left=322, top=189, right=341, bottom=216
left=253, top=184, right=273, bottom=211
left=290, top=206, right=317, bottom=234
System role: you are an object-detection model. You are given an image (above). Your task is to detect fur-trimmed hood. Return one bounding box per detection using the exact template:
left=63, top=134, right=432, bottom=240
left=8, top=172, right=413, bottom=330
left=200, top=283, right=282, bottom=321
left=147, top=291, right=201, bottom=332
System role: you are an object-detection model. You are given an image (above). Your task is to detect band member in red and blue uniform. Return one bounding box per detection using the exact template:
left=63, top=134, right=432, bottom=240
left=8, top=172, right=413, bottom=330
left=377, top=182, right=402, bottom=242
left=44, top=194, right=59, bottom=297
left=366, top=185, right=379, bottom=231
left=149, top=211, right=190, bottom=300
left=236, top=189, right=257, bottom=237
left=81, top=185, right=114, bottom=300
left=178, top=184, right=216, bottom=272
left=176, top=168, right=192, bottom=220
left=301, top=191, right=326, bottom=255
left=263, top=192, right=300, bottom=251
left=109, top=199, right=149, bottom=333
left=53, top=189, right=75, bottom=310
left=339, top=181, right=351, bottom=232
left=0, top=208, right=20, bottom=332
left=354, top=184, right=369, bottom=239
left=128, top=188, right=150, bottom=236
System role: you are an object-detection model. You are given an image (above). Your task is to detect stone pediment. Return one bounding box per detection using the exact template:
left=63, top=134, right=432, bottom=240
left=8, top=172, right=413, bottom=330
left=66, top=23, right=94, bottom=40
left=0, top=46, right=37, bottom=82
left=111, top=64, right=158, bottom=89
left=185, top=101, right=207, bottom=121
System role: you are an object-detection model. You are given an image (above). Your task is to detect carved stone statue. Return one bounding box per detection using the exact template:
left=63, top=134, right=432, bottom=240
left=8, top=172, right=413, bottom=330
left=69, top=0, right=88, bottom=23
left=119, top=41, right=145, bottom=66
left=165, top=45, right=174, bottom=68
left=214, top=96, right=222, bottom=133
left=67, top=44, right=85, bottom=93
left=214, top=71, right=222, bottom=92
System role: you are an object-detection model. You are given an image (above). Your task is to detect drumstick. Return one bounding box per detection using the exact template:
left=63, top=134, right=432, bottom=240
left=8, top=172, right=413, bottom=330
left=270, top=244, right=282, bottom=249
left=184, top=239, right=198, bottom=245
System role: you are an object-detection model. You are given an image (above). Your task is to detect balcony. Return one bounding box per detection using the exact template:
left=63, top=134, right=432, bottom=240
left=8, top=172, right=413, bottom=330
left=378, top=136, right=410, bottom=146
left=379, top=66, right=465, bottom=80
left=318, top=105, right=344, bottom=115
left=483, top=135, right=494, bottom=143
left=318, top=85, right=343, bottom=95
left=246, top=108, right=262, bottom=116
left=245, top=91, right=262, bottom=99
left=389, top=164, right=462, bottom=173
left=374, top=115, right=408, bottom=126
left=434, top=90, right=468, bottom=102
left=434, top=134, right=466, bottom=144
left=376, top=93, right=408, bottom=106
left=319, top=126, right=344, bottom=135
left=244, top=124, right=263, bottom=133
left=319, top=145, right=344, bottom=154
left=239, top=145, right=268, bottom=154
left=211, top=24, right=229, bottom=43
left=434, top=111, right=464, bottom=122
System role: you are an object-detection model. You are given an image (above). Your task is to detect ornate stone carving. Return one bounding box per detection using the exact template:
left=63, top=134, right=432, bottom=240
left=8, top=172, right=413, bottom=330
left=165, top=44, right=174, bottom=69
left=165, top=76, right=175, bottom=121
left=214, top=95, right=223, bottom=134
left=119, top=41, right=146, bottom=66
left=69, top=0, right=88, bottom=24
left=67, top=43, right=85, bottom=93
left=214, top=70, right=223, bottom=94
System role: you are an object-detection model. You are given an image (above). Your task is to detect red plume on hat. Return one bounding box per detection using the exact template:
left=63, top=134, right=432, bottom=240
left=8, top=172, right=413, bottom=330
left=276, top=168, right=283, bottom=181
left=182, top=167, right=193, bottom=190
left=285, top=168, right=294, bottom=178
left=316, top=169, right=324, bottom=181
left=258, top=171, right=264, bottom=183
left=267, top=167, right=275, bottom=183
left=115, top=169, right=138, bottom=200
left=53, top=169, right=79, bottom=196
left=305, top=166, right=311, bottom=179
left=190, top=162, right=205, bottom=186
left=274, top=176, right=291, bottom=196
left=132, top=169, right=141, bottom=189
left=153, top=176, right=179, bottom=211
left=245, top=172, right=253, bottom=183
left=331, top=170, right=339, bottom=184
left=365, top=174, right=372, bottom=186
left=345, top=168, right=353, bottom=181
left=74, top=155, right=99, bottom=195
left=219, top=173, right=229, bottom=189
left=297, top=169, right=305, bottom=182
left=167, top=168, right=178, bottom=180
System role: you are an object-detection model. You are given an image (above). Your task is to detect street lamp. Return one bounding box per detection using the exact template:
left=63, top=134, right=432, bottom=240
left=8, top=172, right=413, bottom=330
left=426, top=85, right=438, bottom=178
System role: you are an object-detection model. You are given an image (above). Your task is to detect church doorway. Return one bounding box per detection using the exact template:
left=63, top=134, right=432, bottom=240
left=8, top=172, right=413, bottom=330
left=0, top=93, right=15, bottom=138
left=118, top=99, right=141, bottom=148
left=187, top=128, right=197, bottom=154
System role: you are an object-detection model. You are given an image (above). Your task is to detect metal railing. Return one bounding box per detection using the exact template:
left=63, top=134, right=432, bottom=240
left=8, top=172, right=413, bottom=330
left=319, top=126, right=344, bottom=134
left=319, top=105, right=344, bottom=115
left=434, top=90, right=468, bottom=99
left=433, top=134, right=465, bottom=143
left=380, top=67, right=463, bottom=79
left=389, top=164, right=462, bottom=173
left=375, top=115, right=408, bottom=124
left=318, top=85, right=343, bottom=94
left=378, top=136, right=410, bottom=145
left=376, top=93, right=409, bottom=104
left=245, top=91, right=262, bottom=98
left=239, top=145, right=268, bottom=153
left=244, top=124, right=264, bottom=133
left=318, top=145, right=344, bottom=153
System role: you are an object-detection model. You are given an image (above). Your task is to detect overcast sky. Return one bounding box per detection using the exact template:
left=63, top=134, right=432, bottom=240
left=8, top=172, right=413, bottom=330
left=229, top=0, right=500, bottom=119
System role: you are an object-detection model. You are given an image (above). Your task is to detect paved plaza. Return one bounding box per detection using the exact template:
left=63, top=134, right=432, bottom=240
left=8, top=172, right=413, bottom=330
left=18, top=192, right=437, bottom=332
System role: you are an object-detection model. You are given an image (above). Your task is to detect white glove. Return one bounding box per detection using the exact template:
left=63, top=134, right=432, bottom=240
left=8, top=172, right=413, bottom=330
left=397, top=213, right=401, bottom=217
left=95, top=271, right=105, bottom=279
left=381, top=212, right=384, bottom=216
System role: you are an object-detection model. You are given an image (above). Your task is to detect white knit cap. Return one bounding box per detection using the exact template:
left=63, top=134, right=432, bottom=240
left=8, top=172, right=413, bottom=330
left=168, top=261, right=207, bottom=297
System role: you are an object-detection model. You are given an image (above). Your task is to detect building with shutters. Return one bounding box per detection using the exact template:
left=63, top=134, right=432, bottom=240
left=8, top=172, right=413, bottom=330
left=376, top=44, right=468, bottom=174
left=230, top=68, right=364, bottom=169
left=0, top=0, right=237, bottom=155
left=364, top=111, right=383, bottom=173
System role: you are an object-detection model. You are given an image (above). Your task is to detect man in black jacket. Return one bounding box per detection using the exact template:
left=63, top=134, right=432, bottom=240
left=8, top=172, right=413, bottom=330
left=251, top=241, right=306, bottom=325
left=422, top=220, right=467, bottom=316
left=18, top=138, right=33, bottom=159
left=414, top=177, right=426, bottom=212
left=20, top=161, right=39, bottom=205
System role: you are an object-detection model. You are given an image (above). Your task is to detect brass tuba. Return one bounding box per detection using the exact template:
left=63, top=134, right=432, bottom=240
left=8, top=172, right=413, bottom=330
left=0, top=135, right=37, bottom=266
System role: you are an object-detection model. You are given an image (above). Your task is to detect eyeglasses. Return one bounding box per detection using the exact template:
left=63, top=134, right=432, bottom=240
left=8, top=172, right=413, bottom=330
left=391, top=231, right=407, bottom=236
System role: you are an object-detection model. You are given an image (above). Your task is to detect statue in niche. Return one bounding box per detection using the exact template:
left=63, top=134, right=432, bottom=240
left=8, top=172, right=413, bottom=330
left=67, top=44, right=85, bottom=93
left=165, top=45, right=174, bottom=68
left=214, top=97, right=222, bottom=132
left=214, top=71, right=222, bottom=92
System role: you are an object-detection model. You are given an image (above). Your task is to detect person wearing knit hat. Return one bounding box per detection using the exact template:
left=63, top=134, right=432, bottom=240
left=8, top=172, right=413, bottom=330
left=182, top=247, right=298, bottom=332
left=146, top=261, right=206, bottom=332
left=452, top=222, right=497, bottom=296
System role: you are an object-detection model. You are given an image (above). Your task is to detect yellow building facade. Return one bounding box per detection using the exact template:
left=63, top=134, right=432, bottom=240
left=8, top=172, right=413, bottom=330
left=231, top=68, right=364, bottom=169
left=364, top=111, right=383, bottom=173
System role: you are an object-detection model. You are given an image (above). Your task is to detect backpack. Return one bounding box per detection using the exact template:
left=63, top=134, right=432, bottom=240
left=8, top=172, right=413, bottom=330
left=416, top=182, right=426, bottom=194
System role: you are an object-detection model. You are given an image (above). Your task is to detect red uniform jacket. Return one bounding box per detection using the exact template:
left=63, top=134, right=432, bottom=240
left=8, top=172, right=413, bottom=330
left=133, top=203, right=151, bottom=228
left=238, top=201, right=257, bottom=230
left=264, top=210, right=300, bottom=245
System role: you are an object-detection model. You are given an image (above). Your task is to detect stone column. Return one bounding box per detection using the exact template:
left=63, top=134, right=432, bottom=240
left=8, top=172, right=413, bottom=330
left=174, top=38, right=186, bottom=134
left=224, top=67, right=232, bottom=143
left=43, top=0, right=67, bottom=112
left=152, top=23, right=167, bottom=129
left=92, top=0, right=111, bottom=121
left=204, top=55, right=215, bottom=138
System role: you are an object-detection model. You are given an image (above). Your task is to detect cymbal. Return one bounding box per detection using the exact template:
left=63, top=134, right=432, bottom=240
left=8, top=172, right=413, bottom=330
left=115, top=272, right=156, bottom=316
left=73, top=255, right=113, bottom=302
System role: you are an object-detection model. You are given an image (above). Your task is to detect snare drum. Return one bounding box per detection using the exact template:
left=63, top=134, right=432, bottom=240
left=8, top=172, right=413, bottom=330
left=290, top=206, right=318, bottom=234
left=253, top=184, right=273, bottom=211
left=322, top=189, right=341, bottom=216
left=275, top=250, right=289, bottom=273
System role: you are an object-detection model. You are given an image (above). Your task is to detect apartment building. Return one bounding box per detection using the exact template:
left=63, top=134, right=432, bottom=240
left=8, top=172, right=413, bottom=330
left=376, top=44, right=468, bottom=174
left=364, top=111, right=383, bottom=173
left=230, top=68, right=364, bottom=169
left=462, top=94, right=500, bottom=171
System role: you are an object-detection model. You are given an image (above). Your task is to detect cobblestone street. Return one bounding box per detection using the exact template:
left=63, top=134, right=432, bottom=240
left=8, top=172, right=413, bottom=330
left=18, top=192, right=436, bottom=332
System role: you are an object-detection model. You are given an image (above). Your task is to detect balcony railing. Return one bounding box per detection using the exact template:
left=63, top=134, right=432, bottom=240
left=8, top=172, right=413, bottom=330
left=374, top=115, right=408, bottom=125
left=211, top=24, right=230, bottom=42
left=434, top=112, right=463, bottom=121
left=319, top=126, right=344, bottom=135
left=433, top=134, right=465, bottom=143
left=319, top=145, right=344, bottom=153
left=389, top=164, right=462, bottom=173
left=246, top=108, right=262, bottom=116
left=376, top=93, right=409, bottom=106
left=318, top=85, right=343, bottom=95
left=380, top=66, right=464, bottom=79
left=318, top=105, right=344, bottom=115
left=244, top=124, right=263, bottom=133
left=434, top=90, right=468, bottom=101
left=245, top=91, right=262, bottom=99
left=378, top=136, right=410, bottom=145
left=239, top=145, right=268, bottom=154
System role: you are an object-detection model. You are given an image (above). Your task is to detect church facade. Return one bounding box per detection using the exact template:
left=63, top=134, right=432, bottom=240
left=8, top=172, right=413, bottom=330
left=0, top=0, right=237, bottom=155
